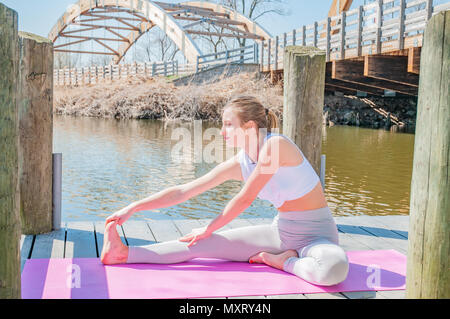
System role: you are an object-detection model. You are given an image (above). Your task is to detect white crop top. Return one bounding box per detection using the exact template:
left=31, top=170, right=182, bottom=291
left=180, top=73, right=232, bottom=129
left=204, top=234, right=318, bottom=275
left=237, top=132, right=321, bottom=208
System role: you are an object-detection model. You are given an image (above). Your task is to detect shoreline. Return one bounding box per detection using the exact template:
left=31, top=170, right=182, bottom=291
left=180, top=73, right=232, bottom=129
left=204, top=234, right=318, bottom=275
left=54, top=73, right=417, bottom=133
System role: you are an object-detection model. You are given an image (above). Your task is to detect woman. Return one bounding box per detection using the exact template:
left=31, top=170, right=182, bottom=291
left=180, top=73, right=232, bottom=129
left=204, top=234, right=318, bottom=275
left=101, top=95, right=349, bottom=286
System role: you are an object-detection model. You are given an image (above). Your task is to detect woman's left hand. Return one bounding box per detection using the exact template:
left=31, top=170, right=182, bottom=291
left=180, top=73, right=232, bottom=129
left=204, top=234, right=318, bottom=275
left=178, top=226, right=212, bottom=247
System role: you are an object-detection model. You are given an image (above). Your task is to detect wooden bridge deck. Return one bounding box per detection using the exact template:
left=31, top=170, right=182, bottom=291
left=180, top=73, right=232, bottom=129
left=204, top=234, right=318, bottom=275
left=20, top=215, right=409, bottom=299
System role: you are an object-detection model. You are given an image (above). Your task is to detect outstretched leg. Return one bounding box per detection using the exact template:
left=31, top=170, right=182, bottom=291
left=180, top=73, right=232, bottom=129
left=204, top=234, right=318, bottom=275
left=102, top=220, right=285, bottom=265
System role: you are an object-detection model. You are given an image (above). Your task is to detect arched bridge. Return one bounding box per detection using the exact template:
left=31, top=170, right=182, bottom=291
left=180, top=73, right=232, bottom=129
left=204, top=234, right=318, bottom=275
left=48, top=0, right=271, bottom=64
left=51, top=0, right=450, bottom=97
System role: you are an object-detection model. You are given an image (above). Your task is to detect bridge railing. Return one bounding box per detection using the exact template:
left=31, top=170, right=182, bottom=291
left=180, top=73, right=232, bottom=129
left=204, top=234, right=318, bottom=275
left=195, top=43, right=259, bottom=72
left=54, top=44, right=259, bottom=86
left=260, top=0, right=450, bottom=72
left=53, top=60, right=194, bottom=86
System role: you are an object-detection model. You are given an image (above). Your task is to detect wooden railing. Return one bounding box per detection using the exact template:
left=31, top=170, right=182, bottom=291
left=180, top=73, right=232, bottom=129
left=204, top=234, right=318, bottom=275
left=196, top=43, right=259, bottom=72
left=54, top=60, right=187, bottom=86
left=53, top=44, right=259, bottom=86
left=260, top=0, right=450, bottom=71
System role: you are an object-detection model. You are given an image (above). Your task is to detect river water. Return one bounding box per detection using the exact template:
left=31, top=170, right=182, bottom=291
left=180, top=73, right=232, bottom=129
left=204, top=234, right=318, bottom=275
left=53, top=115, right=414, bottom=221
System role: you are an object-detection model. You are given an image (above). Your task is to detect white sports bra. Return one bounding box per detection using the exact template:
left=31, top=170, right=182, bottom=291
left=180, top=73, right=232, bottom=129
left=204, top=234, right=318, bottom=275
left=237, top=132, right=321, bottom=208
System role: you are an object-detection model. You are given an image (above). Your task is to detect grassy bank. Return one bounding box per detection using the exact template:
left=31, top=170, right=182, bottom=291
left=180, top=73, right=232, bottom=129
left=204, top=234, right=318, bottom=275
left=54, top=72, right=417, bottom=131
left=53, top=72, right=283, bottom=123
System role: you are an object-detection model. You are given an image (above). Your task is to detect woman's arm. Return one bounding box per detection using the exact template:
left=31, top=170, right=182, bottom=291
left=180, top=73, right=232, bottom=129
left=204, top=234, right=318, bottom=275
left=118, top=154, right=243, bottom=217
left=124, top=186, right=185, bottom=214
left=205, top=137, right=284, bottom=234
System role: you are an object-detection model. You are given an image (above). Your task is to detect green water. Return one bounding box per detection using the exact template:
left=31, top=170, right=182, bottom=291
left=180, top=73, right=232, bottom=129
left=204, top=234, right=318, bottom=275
left=53, top=115, right=414, bottom=221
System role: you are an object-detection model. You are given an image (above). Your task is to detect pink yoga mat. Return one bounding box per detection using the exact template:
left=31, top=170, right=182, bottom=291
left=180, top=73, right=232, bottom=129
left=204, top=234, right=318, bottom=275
left=21, top=249, right=406, bottom=299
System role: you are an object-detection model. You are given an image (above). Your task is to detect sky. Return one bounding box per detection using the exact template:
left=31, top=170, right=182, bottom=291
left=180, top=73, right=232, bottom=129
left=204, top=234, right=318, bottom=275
left=1, top=0, right=371, bottom=39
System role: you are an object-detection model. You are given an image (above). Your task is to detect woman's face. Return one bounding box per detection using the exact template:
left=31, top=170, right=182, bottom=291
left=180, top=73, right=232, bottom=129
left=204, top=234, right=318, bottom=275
left=220, top=107, right=256, bottom=149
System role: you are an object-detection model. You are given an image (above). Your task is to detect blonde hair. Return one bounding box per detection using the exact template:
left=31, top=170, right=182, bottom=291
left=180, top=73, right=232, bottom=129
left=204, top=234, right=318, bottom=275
left=223, top=95, right=279, bottom=133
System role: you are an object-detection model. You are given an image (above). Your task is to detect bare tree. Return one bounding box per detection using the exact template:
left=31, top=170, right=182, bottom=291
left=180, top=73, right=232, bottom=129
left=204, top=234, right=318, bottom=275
left=197, top=23, right=230, bottom=57
left=91, top=54, right=113, bottom=66
left=137, top=28, right=180, bottom=62
left=214, top=0, right=290, bottom=48
left=54, top=51, right=82, bottom=69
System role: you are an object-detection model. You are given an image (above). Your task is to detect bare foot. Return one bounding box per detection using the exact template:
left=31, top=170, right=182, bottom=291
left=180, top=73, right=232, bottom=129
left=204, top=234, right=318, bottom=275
left=100, top=220, right=129, bottom=265
left=249, top=250, right=299, bottom=270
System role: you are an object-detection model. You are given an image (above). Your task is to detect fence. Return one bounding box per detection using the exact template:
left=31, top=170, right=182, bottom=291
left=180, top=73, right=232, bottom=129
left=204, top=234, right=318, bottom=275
left=260, top=0, right=450, bottom=71
left=54, top=60, right=185, bottom=86
left=53, top=44, right=259, bottom=86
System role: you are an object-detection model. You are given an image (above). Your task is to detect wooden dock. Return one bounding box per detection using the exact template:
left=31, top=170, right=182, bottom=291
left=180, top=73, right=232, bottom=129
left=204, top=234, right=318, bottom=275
left=20, top=215, right=409, bottom=299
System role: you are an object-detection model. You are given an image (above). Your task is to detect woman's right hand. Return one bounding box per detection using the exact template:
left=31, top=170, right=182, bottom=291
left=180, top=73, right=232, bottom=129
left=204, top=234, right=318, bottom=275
left=106, top=207, right=134, bottom=226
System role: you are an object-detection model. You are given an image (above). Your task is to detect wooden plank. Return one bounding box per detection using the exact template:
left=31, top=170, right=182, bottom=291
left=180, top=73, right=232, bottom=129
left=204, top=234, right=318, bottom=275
left=337, top=231, right=373, bottom=251
left=20, top=235, right=34, bottom=273
left=376, top=290, right=406, bottom=299
left=370, top=216, right=409, bottom=237
left=172, top=219, right=204, bottom=236
left=326, top=62, right=385, bottom=95
left=147, top=219, right=181, bottom=242
left=65, top=222, right=97, bottom=258
left=54, top=49, right=117, bottom=55
left=185, top=29, right=263, bottom=40
left=195, top=218, right=212, bottom=227
left=357, top=6, right=363, bottom=56
left=375, top=0, right=383, bottom=54
left=325, top=82, right=386, bottom=96
left=335, top=216, right=408, bottom=254
left=120, top=221, right=156, bottom=246
left=337, top=224, right=397, bottom=251
left=342, top=217, right=406, bottom=238
left=283, top=46, right=326, bottom=174
left=30, top=228, right=66, bottom=259
left=398, top=0, right=406, bottom=50
left=364, top=55, right=419, bottom=86
left=18, top=32, right=54, bottom=234
left=0, top=3, right=20, bottom=299
left=325, top=84, right=360, bottom=96
left=407, top=47, right=421, bottom=74
left=340, top=291, right=379, bottom=299
left=227, top=295, right=267, bottom=299
left=266, top=293, right=307, bottom=299
left=304, top=292, right=347, bottom=299
left=331, top=59, right=418, bottom=95
left=406, top=10, right=449, bottom=298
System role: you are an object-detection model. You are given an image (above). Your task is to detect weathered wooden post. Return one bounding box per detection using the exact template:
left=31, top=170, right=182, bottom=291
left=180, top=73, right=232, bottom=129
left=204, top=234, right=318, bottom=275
left=0, top=3, right=21, bottom=299
left=282, top=46, right=326, bottom=175
left=406, top=10, right=449, bottom=299
left=17, top=32, right=54, bottom=234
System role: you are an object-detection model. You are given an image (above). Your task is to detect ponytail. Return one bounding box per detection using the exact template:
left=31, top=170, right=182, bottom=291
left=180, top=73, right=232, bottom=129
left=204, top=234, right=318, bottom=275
left=266, top=109, right=279, bottom=133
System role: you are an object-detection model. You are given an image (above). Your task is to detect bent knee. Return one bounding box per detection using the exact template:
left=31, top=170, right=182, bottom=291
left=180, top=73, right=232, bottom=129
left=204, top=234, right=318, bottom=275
left=317, top=258, right=349, bottom=286
left=312, top=246, right=349, bottom=286
left=315, top=251, right=349, bottom=286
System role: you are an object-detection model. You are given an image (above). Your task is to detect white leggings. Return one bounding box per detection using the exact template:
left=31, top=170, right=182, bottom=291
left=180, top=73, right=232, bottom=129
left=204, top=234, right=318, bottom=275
left=126, top=206, right=349, bottom=286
